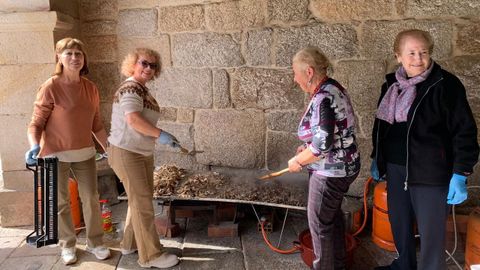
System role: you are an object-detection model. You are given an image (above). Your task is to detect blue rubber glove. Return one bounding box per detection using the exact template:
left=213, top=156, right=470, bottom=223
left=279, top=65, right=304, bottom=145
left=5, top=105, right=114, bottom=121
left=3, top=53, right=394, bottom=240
left=370, top=160, right=384, bottom=182
left=157, top=131, right=179, bottom=148
left=25, top=144, right=41, bottom=166
left=447, top=174, right=467, bottom=205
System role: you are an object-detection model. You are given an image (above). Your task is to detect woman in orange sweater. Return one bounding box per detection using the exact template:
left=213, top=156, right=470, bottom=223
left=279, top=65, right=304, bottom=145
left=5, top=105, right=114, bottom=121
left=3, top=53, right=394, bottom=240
left=25, top=37, right=110, bottom=265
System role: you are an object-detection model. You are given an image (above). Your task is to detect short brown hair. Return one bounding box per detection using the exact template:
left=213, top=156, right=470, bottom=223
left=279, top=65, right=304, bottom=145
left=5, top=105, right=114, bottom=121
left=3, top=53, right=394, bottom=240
left=292, top=46, right=330, bottom=76
left=54, top=37, right=89, bottom=76
left=121, top=48, right=162, bottom=79
left=393, top=29, right=434, bottom=54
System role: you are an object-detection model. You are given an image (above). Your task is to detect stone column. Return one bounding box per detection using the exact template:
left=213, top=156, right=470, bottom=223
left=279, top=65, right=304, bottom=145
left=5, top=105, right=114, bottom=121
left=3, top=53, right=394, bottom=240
left=0, top=9, right=74, bottom=226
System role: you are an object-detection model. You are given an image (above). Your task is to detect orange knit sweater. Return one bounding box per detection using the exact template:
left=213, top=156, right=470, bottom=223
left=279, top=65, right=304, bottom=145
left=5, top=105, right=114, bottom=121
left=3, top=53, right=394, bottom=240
left=28, top=76, right=105, bottom=157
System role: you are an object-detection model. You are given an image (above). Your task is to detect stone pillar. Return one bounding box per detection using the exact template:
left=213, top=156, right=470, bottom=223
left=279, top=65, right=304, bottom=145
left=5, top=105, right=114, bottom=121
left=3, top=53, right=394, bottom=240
left=0, top=10, right=75, bottom=227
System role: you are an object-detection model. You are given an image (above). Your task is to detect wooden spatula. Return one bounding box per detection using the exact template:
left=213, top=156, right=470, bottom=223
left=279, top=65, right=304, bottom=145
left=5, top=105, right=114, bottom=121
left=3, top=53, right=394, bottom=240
left=258, top=168, right=290, bottom=180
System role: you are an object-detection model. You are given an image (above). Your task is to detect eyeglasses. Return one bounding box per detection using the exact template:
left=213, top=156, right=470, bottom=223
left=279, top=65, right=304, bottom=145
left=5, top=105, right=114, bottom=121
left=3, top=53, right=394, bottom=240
left=137, top=60, right=158, bottom=70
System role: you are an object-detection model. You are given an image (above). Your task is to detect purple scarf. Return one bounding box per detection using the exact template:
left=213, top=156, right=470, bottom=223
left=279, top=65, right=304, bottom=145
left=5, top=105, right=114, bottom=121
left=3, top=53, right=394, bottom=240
left=376, top=63, right=434, bottom=124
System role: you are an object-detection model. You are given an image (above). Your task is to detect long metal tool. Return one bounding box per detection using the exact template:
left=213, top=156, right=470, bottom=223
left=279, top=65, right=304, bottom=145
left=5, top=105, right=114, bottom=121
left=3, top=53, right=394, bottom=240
left=26, top=157, right=59, bottom=248
left=258, top=168, right=290, bottom=180
left=177, top=145, right=204, bottom=156
left=178, top=145, right=189, bottom=154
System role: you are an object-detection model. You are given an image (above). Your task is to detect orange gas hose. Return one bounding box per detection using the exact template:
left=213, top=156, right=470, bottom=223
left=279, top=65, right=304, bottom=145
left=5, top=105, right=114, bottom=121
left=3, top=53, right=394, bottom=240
left=260, top=220, right=299, bottom=254
left=352, top=177, right=373, bottom=237
left=260, top=177, right=373, bottom=252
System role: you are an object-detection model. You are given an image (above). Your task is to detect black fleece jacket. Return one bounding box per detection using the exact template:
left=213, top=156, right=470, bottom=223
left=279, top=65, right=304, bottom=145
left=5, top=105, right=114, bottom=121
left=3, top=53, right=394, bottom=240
left=371, top=62, right=479, bottom=186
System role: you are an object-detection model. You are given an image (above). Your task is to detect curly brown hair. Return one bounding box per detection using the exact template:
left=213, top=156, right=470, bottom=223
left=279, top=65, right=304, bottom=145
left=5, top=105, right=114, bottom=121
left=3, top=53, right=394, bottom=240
left=121, top=48, right=162, bottom=79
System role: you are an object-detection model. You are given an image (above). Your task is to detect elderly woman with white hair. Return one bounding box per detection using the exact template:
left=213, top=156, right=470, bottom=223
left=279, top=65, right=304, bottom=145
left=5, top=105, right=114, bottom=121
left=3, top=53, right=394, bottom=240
left=371, top=29, right=478, bottom=270
left=287, top=46, right=360, bottom=270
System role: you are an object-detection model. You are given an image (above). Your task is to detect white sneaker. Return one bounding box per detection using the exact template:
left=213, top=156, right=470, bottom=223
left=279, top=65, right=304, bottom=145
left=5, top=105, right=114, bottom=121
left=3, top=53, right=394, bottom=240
left=121, top=248, right=138, bottom=255
left=139, top=252, right=179, bottom=268
left=61, top=247, right=77, bottom=265
left=86, top=245, right=111, bottom=260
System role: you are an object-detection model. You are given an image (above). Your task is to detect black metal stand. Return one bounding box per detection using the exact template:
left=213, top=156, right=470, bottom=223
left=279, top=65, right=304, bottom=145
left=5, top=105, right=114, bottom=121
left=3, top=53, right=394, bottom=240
left=26, top=157, right=59, bottom=247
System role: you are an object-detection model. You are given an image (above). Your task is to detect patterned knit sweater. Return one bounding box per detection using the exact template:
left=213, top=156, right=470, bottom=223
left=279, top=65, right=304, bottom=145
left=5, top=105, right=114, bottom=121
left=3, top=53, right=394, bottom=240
left=108, top=79, right=160, bottom=156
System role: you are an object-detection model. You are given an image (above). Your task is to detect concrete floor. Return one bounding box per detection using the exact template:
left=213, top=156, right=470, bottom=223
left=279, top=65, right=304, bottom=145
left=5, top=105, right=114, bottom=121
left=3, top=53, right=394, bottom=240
left=0, top=200, right=466, bottom=269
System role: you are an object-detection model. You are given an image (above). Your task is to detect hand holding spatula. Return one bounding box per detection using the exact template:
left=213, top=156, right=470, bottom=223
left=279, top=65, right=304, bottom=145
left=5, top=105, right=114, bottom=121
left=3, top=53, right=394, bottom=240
left=258, top=152, right=318, bottom=180
left=157, top=131, right=203, bottom=156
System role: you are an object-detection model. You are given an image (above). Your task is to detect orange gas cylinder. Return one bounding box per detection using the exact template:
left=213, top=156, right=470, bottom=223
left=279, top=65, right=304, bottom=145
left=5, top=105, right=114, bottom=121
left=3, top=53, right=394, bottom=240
left=465, top=207, right=480, bottom=270
left=69, top=178, right=82, bottom=230
left=372, top=181, right=396, bottom=252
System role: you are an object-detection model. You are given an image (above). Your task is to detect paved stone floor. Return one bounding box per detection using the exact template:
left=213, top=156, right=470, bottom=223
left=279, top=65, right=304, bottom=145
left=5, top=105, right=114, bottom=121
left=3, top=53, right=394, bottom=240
left=0, top=200, right=466, bottom=269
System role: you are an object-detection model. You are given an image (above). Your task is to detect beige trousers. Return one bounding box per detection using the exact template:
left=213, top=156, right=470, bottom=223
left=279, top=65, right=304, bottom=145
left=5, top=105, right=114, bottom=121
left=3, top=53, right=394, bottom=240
left=57, top=157, right=104, bottom=248
left=107, top=145, right=164, bottom=264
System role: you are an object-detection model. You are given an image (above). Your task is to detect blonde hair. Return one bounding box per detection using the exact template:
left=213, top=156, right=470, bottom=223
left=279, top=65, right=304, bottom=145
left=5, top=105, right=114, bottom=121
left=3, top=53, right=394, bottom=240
left=394, top=29, right=434, bottom=54
left=292, top=46, right=330, bottom=77
left=54, top=37, right=89, bottom=75
left=121, top=48, right=162, bottom=78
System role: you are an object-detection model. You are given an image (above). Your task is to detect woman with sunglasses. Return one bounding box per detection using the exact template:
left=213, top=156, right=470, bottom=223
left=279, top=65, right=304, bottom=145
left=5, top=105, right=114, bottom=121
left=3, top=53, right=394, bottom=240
left=107, top=48, right=179, bottom=268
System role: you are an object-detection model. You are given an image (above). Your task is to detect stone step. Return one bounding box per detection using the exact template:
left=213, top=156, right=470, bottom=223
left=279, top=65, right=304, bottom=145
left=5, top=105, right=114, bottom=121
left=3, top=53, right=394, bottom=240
left=0, top=188, right=33, bottom=227
left=1, top=170, right=34, bottom=192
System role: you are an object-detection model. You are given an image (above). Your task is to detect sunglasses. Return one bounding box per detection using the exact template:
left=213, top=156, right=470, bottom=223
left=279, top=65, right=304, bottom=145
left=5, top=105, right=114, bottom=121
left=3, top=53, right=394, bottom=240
left=137, top=60, right=158, bottom=70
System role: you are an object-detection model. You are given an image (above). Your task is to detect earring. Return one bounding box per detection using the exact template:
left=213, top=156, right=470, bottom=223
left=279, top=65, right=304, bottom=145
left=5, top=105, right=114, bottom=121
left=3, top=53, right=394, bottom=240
left=306, top=79, right=312, bottom=87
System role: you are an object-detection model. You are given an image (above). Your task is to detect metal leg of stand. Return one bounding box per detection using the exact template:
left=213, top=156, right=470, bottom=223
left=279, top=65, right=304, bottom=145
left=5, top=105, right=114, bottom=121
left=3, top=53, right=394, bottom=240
left=251, top=204, right=261, bottom=223
left=232, top=204, right=238, bottom=223
left=277, top=208, right=289, bottom=248
left=251, top=204, right=290, bottom=249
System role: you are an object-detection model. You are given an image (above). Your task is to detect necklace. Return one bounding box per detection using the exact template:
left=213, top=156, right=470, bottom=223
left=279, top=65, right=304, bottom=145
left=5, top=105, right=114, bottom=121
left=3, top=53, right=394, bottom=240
left=309, top=76, right=329, bottom=99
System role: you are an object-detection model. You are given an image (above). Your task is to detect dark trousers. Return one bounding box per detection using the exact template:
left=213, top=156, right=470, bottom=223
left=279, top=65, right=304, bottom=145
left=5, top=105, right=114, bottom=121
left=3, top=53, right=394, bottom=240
left=386, top=163, right=449, bottom=270
left=308, top=172, right=358, bottom=270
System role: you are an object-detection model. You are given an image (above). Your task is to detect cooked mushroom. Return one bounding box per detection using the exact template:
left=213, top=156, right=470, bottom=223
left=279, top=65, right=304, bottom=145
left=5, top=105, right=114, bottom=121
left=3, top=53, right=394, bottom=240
left=153, top=165, right=186, bottom=196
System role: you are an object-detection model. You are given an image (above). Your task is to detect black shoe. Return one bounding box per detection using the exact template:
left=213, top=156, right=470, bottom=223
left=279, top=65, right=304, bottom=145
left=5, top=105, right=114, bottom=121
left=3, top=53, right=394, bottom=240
left=374, top=266, right=390, bottom=270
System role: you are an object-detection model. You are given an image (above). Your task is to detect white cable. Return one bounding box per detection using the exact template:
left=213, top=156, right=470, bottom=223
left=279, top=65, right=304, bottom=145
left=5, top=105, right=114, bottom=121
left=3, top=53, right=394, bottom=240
left=446, top=249, right=463, bottom=269
left=444, top=185, right=480, bottom=269
left=445, top=205, right=460, bottom=269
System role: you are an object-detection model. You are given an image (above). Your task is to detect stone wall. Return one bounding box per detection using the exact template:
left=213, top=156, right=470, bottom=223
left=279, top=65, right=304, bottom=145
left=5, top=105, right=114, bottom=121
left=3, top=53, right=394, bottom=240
left=0, top=0, right=79, bottom=226
left=79, top=0, right=480, bottom=197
